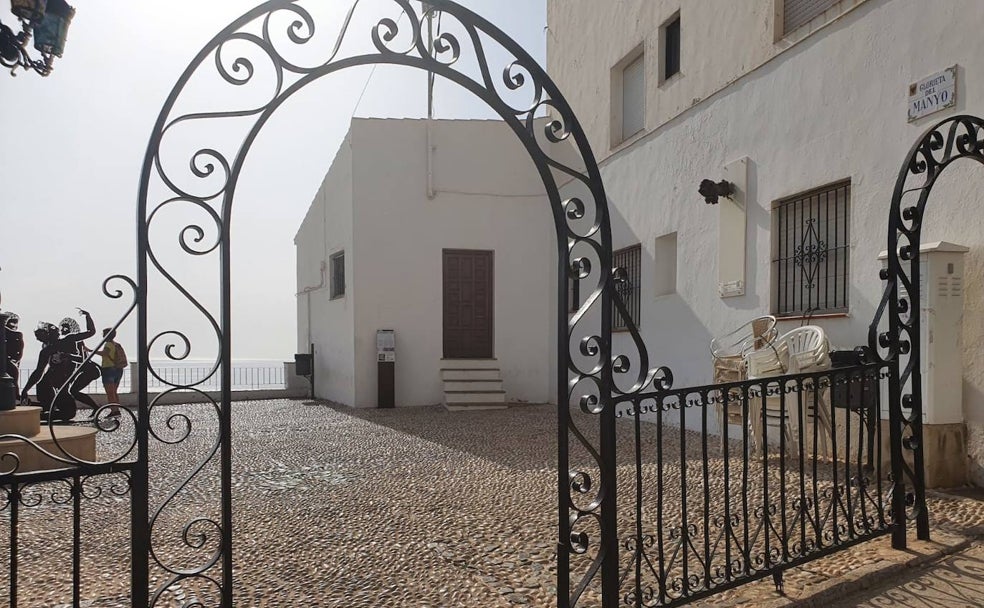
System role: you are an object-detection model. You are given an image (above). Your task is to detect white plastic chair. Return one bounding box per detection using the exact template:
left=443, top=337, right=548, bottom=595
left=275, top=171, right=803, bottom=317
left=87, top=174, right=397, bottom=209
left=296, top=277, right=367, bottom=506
left=710, top=316, right=778, bottom=446
left=745, top=326, right=833, bottom=457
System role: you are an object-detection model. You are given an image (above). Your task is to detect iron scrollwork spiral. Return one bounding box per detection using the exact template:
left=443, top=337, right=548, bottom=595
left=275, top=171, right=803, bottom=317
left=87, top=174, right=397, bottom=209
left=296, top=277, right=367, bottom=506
left=137, top=1, right=623, bottom=605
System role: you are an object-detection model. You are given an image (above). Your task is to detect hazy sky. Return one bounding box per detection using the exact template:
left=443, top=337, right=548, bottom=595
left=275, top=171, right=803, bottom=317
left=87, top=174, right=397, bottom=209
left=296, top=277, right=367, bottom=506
left=0, top=0, right=546, bottom=367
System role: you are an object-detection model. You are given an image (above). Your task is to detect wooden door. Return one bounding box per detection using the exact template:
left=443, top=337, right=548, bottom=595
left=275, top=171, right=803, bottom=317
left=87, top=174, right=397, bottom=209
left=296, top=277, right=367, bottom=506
left=443, top=249, right=494, bottom=359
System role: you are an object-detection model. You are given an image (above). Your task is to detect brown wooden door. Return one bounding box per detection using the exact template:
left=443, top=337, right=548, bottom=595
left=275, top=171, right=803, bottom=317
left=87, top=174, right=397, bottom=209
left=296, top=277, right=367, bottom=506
left=443, top=249, right=494, bottom=359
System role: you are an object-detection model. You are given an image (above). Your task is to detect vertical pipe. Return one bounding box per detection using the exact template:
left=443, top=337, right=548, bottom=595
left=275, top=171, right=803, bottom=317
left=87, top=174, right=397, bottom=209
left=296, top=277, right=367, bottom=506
left=829, top=371, right=839, bottom=544
left=679, top=399, right=689, bottom=596
left=760, top=382, right=770, bottom=569
left=633, top=401, right=643, bottom=608
left=656, top=402, right=666, bottom=602
left=73, top=476, right=81, bottom=608
left=741, top=385, right=750, bottom=576
left=221, top=217, right=234, bottom=606
left=797, top=376, right=807, bottom=557
left=556, top=244, right=569, bottom=607
left=10, top=484, right=18, bottom=608
left=778, top=382, right=788, bottom=562
left=722, top=388, right=732, bottom=583
left=133, top=180, right=150, bottom=608
left=701, top=393, right=711, bottom=587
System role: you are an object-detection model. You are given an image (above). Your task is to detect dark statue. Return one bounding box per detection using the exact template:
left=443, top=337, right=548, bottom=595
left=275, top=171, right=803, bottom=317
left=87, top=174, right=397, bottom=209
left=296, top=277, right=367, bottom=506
left=20, top=309, right=100, bottom=422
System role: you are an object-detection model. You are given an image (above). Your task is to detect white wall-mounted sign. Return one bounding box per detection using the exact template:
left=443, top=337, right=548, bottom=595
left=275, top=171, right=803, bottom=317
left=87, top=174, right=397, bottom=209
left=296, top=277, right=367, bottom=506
left=908, top=66, right=957, bottom=122
left=376, top=329, right=395, bottom=362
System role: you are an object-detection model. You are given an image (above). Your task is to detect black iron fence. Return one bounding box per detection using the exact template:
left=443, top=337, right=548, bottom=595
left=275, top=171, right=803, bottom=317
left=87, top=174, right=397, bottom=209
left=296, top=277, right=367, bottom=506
left=17, top=364, right=286, bottom=394
left=615, top=363, right=891, bottom=606
left=1, top=469, right=133, bottom=608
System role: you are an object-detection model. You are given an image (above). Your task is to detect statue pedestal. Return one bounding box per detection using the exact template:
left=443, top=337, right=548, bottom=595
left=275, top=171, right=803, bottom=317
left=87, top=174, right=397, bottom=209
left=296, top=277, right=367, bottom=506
left=0, top=406, right=96, bottom=473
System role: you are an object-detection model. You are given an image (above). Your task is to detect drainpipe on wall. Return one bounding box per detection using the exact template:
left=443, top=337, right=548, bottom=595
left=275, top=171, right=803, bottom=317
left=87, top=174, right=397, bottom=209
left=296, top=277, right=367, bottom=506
left=425, top=2, right=436, bottom=200
left=297, top=260, right=327, bottom=352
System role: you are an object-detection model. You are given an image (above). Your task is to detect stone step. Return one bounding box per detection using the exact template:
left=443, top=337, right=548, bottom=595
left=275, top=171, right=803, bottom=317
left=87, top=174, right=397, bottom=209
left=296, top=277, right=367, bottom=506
left=443, top=379, right=504, bottom=392
left=0, top=406, right=42, bottom=437
left=439, top=358, right=500, bottom=370
left=444, top=389, right=506, bottom=404
left=0, top=425, right=97, bottom=474
left=440, top=368, right=502, bottom=381
left=444, top=402, right=510, bottom=412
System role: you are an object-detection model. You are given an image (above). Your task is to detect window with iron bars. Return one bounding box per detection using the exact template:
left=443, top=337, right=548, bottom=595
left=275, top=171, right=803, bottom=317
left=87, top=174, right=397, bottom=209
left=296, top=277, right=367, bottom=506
left=329, top=251, right=345, bottom=299
left=772, top=181, right=850, bottom=317
left=613, top=244, right=641, bottom=330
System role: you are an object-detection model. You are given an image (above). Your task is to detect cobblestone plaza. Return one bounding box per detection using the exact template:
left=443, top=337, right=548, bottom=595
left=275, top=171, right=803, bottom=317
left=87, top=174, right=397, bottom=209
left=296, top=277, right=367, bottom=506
left=3, top=400, right=983, bottom=607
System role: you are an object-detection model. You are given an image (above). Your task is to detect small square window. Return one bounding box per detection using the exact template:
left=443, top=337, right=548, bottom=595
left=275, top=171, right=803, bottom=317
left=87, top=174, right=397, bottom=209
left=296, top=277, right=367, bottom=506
left=662, top=14, right=681, bottom=82
left=653, top=232, right=677, bottom=298
left=329, top=251, right=345, bottom=299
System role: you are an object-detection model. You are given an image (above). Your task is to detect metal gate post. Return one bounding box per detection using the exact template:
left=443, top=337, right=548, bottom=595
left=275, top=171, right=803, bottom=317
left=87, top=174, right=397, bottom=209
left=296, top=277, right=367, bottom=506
left=886, top=357, right=907, bottom=550
left=599, top=391, right=619, bottom=606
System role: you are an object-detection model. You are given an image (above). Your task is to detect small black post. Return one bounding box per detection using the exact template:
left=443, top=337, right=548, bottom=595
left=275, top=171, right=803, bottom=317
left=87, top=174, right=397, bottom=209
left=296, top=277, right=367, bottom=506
left=377, top=330, right=395, bottom=409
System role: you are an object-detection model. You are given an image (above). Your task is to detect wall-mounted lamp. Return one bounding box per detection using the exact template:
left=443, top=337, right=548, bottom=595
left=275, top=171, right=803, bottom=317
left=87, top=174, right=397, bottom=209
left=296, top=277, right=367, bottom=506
left=698, top=179, right=735, bottom=205
left=1, top=0, right=76, bottom=77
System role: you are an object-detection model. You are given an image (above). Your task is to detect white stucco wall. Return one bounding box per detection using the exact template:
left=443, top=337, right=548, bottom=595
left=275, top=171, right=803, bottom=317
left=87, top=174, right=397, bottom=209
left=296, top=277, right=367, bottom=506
left=550, top=0, right=984, bottom=473
left=297, top=118, right=563, bottom=408
left=350, top=118, right=556, bottom=408
left=546, top=0, right=871, bottom=158
left=294, top=134, right=356, bottom=405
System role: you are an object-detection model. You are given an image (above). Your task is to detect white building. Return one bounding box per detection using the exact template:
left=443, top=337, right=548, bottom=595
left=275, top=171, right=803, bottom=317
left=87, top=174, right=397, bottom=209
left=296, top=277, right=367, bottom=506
left=547, top=0, right=984, bottom=485
left=294, top=118, right=559, bottom=409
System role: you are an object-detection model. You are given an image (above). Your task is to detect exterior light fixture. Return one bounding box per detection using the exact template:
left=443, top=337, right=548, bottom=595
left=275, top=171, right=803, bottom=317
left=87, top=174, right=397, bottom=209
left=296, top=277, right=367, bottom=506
left=698, top=179, right=735, bottom=205
left=1, top=0, right=75, bottom=76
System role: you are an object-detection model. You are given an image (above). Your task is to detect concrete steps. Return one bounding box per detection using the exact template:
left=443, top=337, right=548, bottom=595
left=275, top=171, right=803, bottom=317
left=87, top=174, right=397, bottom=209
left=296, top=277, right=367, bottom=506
left=440, top=359, right=507, bottom=411
left=0, top=406, right=96, bottom=473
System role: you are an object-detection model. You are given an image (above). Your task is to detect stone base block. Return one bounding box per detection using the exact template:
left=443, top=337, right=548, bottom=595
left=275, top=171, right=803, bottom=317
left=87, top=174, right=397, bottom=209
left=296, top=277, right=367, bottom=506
left=0, top=426, right=97, bottom=473
left=874, top=420, right=968, bottom=489
left=0, top=406, right=41, bottom=437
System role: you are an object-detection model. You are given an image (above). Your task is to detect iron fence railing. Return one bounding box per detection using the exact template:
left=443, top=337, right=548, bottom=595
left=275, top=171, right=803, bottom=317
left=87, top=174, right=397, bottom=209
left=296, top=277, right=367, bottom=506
left=616, top=363, right=891, bottom=607
left=15, top=364, right=286, bottom=394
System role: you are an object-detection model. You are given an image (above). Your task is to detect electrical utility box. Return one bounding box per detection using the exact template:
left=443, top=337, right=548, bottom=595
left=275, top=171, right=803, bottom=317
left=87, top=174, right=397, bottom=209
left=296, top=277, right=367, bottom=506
left=880, top=241, right=968, bottom=424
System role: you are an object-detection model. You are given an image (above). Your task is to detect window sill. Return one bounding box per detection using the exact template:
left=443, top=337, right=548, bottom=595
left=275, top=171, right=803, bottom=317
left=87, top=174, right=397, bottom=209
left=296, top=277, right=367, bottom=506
left=658, top=71, right=683, bottom=89
left=775, top=312, right=849, bottom=322
left=330, top=294, right=345, bottom=301
left=611, top=129, right=647, bottom=154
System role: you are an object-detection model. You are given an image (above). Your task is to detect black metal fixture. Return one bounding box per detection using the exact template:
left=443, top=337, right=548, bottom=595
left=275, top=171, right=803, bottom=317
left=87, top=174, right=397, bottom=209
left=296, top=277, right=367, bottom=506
left=698, top=178, right=735, bottom=205
left=1, top=0, right=75, bottom=76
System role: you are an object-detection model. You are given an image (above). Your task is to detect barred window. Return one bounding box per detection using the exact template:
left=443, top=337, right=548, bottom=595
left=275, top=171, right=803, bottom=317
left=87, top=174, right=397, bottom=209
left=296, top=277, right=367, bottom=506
left=613, top=244, right=641, bottom=330
left=772, top=181, right=850, bottom=317
left=329, top=251, right=345, bottom=299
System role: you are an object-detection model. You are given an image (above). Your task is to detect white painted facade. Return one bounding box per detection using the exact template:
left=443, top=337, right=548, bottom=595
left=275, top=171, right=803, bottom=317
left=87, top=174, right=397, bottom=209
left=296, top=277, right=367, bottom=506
left=295, top=118, right=557, bottom=408
left=547, top=0, right=984, bottom=481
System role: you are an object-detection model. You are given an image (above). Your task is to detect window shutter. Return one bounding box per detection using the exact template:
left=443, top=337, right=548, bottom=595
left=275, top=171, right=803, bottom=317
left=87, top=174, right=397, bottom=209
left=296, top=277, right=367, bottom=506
left=621, top=55, right=645, bottom=139
left=783, top=0, right=840, bottom=35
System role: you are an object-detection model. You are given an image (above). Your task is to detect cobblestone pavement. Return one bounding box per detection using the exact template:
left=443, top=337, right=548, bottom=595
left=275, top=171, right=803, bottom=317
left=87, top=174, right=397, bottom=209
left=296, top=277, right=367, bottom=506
left=830, top=542, right=984, bottom=607
left=2, top=400, right=984, bottom=607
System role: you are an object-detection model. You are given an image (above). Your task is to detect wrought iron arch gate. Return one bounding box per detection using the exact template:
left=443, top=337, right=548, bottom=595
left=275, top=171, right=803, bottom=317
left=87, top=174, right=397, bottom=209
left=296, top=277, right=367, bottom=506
left=4, top=0, right=979, bottom=604
left=131, top=1, right=624, bottom=606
